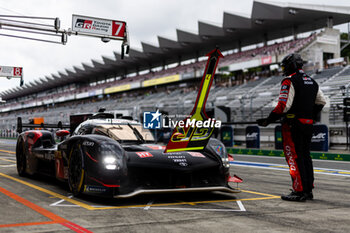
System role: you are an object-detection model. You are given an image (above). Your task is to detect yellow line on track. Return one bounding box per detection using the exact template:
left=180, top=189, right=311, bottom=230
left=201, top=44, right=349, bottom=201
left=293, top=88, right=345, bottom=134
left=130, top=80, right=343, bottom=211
left=0, top=158, right=16, bottom=163
left=241, top=189, right=279, bottom=197
left=0, top=172, right=94, bottom=210
left=92, top=196, right=280, bottom=210
left=0, top=173, right=280, bottom=211
left=0, top=149, right=15, bottom=154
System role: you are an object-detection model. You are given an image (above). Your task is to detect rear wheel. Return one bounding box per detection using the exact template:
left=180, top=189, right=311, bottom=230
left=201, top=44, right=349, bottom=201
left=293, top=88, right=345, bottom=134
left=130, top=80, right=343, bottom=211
left=16, top=138, right=27, bottom=176
left=68, top=144, right=85, bottom=196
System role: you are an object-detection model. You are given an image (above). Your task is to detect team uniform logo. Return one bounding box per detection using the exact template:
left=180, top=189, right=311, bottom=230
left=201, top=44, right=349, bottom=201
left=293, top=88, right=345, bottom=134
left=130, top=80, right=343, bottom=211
left=143, top=110, right=162, bottom=129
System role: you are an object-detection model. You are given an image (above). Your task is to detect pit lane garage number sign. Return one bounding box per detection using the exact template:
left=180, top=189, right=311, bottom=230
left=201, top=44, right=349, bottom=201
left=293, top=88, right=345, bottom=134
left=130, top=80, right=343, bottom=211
left=72, top=14, right=126, bottom=39
left=0, top=66, right=22, bottom=78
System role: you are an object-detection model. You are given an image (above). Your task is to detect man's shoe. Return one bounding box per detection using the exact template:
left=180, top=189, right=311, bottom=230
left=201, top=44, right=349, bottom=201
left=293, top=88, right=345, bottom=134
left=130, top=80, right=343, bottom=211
left=304, top=192, right=313, bottom=200
left=281, top=190, right=306, bottom=202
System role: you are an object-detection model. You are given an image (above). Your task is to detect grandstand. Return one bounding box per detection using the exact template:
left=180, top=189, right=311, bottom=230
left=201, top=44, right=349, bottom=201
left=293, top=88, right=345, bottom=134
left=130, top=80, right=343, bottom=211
left=0, top=1, right=350, bottom=148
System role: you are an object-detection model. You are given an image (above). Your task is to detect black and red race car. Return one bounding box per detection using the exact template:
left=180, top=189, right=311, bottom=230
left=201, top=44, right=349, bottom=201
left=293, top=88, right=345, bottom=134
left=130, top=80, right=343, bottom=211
left=16, top=112, right=241, bottom=198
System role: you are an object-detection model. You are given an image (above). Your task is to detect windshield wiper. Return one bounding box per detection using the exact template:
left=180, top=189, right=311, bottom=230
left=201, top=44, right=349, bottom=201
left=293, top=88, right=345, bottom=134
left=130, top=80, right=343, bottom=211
left=127, top=123, right=145, bottom=144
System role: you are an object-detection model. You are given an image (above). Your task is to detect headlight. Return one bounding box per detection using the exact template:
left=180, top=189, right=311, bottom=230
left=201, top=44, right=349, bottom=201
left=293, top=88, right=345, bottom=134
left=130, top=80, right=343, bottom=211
left=103, top=156, right=116, bottom=164
left=103, top=156, right=117, bottom=170
left=105, top=164, right=117, bottom=170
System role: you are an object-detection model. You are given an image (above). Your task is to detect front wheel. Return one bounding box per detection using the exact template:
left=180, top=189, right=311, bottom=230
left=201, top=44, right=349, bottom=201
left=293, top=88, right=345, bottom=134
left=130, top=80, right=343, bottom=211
left=16, top=138, right=27, bottom=176
left=68, top=145, right=85, bottom=196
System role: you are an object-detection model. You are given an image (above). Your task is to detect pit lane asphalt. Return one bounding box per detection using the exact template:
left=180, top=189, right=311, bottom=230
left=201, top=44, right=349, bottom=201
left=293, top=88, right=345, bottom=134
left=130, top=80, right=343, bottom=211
left=0, top=139, right=349, bottom=233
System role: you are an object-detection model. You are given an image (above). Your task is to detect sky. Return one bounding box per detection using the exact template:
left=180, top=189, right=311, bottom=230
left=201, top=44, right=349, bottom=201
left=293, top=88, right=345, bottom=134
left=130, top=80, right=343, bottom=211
left=0, top=0, right=350, bottom=93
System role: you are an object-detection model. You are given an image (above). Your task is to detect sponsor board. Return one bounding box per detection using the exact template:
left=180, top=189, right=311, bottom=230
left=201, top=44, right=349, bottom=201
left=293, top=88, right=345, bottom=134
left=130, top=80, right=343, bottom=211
left=104, top=84, right=131, bottom=94
left=261, top=56, right=272, bottom=65
left=142, top=74, right=180, bottom=87
left=0, top=66, right=22, bottom=77
left=72, top=15, right=126, bottom=39
left=246, top=126, right=260, bottom=148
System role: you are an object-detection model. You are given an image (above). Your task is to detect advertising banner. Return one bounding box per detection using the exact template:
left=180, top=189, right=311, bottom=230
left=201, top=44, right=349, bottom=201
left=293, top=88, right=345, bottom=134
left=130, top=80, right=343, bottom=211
left=221, top=126, right=234, bottom=147
left=142, top=74, right=180, bottom=87
left=275, top=125, right=283, bottom=150
left=311, top=124, right=329, bottom=152
left=0, top=66, right=22, bottom=77
left=104, top=84, right=131, bottom=94
left=246, top=126, right=260, bottom=148
left=261, top=56, right=272, bottom=65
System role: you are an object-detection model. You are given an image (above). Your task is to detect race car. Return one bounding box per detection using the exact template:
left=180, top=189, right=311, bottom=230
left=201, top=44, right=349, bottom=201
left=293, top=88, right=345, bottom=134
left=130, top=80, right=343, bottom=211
left=15, top=111, right=241, bottom=198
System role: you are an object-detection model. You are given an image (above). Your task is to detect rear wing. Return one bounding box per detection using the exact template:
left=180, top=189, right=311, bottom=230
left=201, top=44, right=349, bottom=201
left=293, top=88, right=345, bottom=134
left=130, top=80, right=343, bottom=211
left=17, top=117, right=70, bottom=134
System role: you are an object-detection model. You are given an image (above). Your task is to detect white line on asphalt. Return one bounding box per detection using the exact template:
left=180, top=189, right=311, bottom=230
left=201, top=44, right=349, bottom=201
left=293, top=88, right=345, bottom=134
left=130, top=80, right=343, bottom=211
left=0, top=164, right=16, bottom=167
left=236, top=200, right=246, bottom=211
left=50, top=195, right=73, bottom=206
left=144, top=199, right=154, bottom=210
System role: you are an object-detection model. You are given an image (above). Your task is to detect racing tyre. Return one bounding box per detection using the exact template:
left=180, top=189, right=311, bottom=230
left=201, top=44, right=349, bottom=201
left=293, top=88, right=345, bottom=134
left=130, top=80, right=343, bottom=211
left=16, top=138, right=27, bottom=176
left=68, top=144, right=85, bottom=196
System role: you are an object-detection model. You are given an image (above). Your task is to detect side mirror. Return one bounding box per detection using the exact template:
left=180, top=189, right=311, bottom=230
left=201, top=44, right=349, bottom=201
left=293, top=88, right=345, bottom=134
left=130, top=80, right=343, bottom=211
left=56, top=130, right=70, bottom=137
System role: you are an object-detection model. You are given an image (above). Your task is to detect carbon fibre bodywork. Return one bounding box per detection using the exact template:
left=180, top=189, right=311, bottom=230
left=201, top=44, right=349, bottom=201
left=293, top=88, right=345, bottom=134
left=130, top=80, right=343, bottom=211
left=16, top=118, right=240, bottom=198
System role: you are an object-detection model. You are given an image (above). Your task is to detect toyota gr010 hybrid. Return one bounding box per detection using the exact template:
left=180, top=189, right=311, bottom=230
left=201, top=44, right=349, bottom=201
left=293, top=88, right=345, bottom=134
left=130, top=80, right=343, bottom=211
left=15, top=113, right=241, bottom=198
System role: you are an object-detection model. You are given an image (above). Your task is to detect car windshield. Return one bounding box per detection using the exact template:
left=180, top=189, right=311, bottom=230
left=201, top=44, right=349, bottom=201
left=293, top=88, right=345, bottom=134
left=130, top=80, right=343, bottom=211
left=93, top=124, right=155, bottom=142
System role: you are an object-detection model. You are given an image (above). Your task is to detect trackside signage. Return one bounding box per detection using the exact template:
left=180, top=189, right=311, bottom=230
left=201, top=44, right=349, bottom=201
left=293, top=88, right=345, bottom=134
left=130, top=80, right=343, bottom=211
left=246, top=126, right=260, bottom=148
left=0, top=66, right=22, bottom=77
left=72, top=15, right=126, bottom=39
left=310, top=124, right=329, bottom=152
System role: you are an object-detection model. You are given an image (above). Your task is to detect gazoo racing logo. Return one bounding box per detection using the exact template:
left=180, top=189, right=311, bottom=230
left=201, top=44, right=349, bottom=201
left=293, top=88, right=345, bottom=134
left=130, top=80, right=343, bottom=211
left=143, top=110, right=221, bottom=129
left=75, top=19, right=95, bottom=29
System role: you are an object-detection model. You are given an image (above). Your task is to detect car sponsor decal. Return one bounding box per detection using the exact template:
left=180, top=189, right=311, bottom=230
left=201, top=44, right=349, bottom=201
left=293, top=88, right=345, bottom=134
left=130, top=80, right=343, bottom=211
left=146, top=145, right=166, bottom=150
left=214, top=145, right=223, bottom=155
left=167, top=154, right=188, bottom=166
left=85, top=185, right=108, bottom=193
left=279, top=94, right=288, bottom=98
left=188, top=152, right=205, bottom=158
left=83, top=141, right=94, bottom=147
left=136, top=152, right=153, bottom=158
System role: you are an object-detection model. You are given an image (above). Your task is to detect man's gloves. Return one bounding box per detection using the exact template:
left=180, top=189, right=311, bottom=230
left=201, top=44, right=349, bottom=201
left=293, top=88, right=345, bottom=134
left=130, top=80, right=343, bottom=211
left=257, top=118, right=269, bottom=127
left=257, top=112, right=281, bottom=127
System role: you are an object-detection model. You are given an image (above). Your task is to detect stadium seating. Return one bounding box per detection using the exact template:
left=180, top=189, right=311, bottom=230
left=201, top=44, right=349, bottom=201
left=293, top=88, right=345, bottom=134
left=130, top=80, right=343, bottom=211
left=0, top=31, right=349, bottom=138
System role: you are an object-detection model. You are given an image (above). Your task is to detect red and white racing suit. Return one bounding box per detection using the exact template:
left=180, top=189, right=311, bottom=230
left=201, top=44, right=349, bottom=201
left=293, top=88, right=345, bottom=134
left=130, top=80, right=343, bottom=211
left=267, top=70, right=326, bottom=192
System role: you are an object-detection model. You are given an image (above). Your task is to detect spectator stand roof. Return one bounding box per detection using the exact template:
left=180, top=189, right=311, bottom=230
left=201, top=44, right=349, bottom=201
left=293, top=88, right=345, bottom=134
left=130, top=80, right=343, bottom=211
left=2, top=0, right=350, bottom=100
